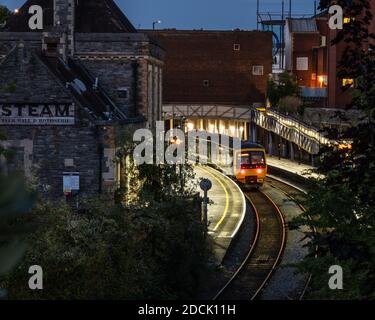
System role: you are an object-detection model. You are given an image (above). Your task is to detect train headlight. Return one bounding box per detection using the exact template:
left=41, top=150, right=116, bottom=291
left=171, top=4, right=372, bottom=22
left=240, top=169, right=246, bottom=175
left=257, top=169, right=263, bottom=174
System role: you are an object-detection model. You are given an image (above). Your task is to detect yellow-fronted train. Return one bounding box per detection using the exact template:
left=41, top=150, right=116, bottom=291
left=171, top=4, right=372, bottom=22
left=234, top=142, right=267, bottom=188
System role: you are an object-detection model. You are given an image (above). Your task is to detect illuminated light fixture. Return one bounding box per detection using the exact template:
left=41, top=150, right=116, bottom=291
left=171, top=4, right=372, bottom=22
left=187, top=123, right=194, bottom=131
left=152, top=20, right=162, bottom=30
left=342, top=78, right=354, bottom=87
left=344, top=17, right=353, bottom=24
left=318, top=75, right=324, bottom=86
left=14, top=8, right=20, bottom=13
left=256, top=107, right=267, bottom=112
left=240, top=169, right=246, bottom=175
left=338, top=143, right=352, bottom=150
left=257, top=168, right=263, bottom=174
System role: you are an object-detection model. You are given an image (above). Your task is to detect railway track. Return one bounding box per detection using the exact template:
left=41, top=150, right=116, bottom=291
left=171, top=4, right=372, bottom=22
left=266, top=176, right=316, bottom=300
left=213, top=188, right=287, bottom=300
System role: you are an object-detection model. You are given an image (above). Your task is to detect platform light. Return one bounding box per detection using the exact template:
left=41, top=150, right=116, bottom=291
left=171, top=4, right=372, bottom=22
left=187, top=123, right=194, bottom=131
left=338, top=143, right=352, bottom=150
left=318, top=75, right=324, bottom=87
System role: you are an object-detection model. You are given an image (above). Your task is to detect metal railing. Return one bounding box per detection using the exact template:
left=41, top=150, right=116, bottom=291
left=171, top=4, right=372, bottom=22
left=252, top=108, right=332, bottom=154
left=299, top=86, right=328, bottom=98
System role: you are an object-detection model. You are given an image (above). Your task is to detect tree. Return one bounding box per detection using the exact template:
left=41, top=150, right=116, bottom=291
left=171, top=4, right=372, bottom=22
left=0, top=5, right=12, bottom=27
left=292, top=0, right=375, bottom=299
left=278, top=96, right=303, bottom=116
left=267, top=71, right=299, bottom=108
left=1, top=129, right=208, bottom=299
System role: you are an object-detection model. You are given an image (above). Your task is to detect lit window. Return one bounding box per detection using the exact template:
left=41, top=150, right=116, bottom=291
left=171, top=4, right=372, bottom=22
left=342, top=78, right=354, bottom=87
left=318, top=75, right=327, bottom=87
left=252, top=65, right=264, bottom=76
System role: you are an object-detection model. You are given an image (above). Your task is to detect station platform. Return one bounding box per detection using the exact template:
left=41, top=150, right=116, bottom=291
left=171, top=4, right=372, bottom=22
left=194, top=165, right=246, bottom=264
left=266, top=155, right=318, bottom=180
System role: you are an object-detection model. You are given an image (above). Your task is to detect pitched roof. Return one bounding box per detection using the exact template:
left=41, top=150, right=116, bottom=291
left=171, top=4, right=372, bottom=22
left=287, top=18, right=318, bottom=33
left=2, top=0, right=136, bottom=33
left=75, top=0, right=136, bottom=33
left=3, top=0, right=54, bottom=31
left=0, top=44, right=128, bottom=121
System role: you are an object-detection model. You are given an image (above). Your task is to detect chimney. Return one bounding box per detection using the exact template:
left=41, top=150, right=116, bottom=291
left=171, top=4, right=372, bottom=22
left=42, top=0, right=75, bottom=60
left=53, top=0, right=75, bottom=56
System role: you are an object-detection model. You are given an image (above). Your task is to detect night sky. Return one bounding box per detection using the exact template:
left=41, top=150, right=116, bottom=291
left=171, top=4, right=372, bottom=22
left=1, top=0, right=318, bottom=30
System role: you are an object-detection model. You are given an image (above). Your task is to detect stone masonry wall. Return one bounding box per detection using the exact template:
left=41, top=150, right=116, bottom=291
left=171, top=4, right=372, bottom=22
left=81, top=59, right=137, bottom=117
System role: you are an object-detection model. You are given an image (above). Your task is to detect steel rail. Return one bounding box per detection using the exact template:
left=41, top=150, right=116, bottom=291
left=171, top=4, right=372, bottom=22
left=266, top=175, right=317, bottom=300
left=213, top=189, right=286, bottom=300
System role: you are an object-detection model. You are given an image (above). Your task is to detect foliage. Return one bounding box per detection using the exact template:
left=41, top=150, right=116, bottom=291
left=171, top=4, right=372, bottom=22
left=1, top=128, right=208, bottom=299
left=0, top=132, right=36, bottom=279
left=278, top=96, right=303, bottom=116
left=3, top=81, right=17, bottom=94
left=292, top=0, right=375, bottom=299
left=2, top=195, right=207, bottom=299
left=0, top=5, right=12, bottom=26
left=267, top=72, right=299, bottom=107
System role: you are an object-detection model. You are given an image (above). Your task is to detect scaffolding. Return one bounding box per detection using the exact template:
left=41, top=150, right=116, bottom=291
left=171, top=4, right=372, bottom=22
left=256, top=0, right=316, bottom=71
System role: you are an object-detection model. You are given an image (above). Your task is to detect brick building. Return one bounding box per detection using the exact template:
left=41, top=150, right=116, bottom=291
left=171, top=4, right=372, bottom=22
left=144, top=29, right=272, bottom=139
left=285, top=1, right=375, bottom=110
left=0, top=0, right=164, bottom=198
left=147, top=30, right=272, bottom=106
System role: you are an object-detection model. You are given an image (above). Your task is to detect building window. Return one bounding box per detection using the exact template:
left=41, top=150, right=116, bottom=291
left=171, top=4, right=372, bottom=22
left=252, top=65, right=264, bottom=76
left=320, top=36, right=327, bottom=47
left=342, top=78, right=354, bottom=88
left=296, top=57, right=309, bottom=71
left=344, top=17, right=354, bottom=24
left=234, top=44, right=241, bottom=51
left=318, top=75, right=328, bottom=87
left=203, top=80, right=210, bottom=87
left=117, top=88, right=129, bottom=99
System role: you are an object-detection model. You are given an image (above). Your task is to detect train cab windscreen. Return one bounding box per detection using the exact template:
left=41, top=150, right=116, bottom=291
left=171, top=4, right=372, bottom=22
left=238, top=151, right=266, bottom=168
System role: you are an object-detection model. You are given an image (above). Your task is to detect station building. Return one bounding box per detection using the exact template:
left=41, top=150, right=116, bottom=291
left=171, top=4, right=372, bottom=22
left=145, top=29, right=273, bottom=140
left=0, top=0, right=164, bottom=198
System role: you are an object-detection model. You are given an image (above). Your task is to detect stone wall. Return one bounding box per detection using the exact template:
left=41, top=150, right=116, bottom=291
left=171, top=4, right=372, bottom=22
left=1, top=122, right=102, bottom=198
left=81, top=59, right=137, bottom=117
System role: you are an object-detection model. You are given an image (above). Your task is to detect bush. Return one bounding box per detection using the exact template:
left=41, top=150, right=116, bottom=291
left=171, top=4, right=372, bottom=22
left=278, top=96, right=303, bottom=116
left=2, top=194, right=207, bottom=299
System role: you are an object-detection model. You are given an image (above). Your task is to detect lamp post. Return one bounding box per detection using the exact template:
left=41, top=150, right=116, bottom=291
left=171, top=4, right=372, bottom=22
left=152, top=20, right=162, bottom=30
